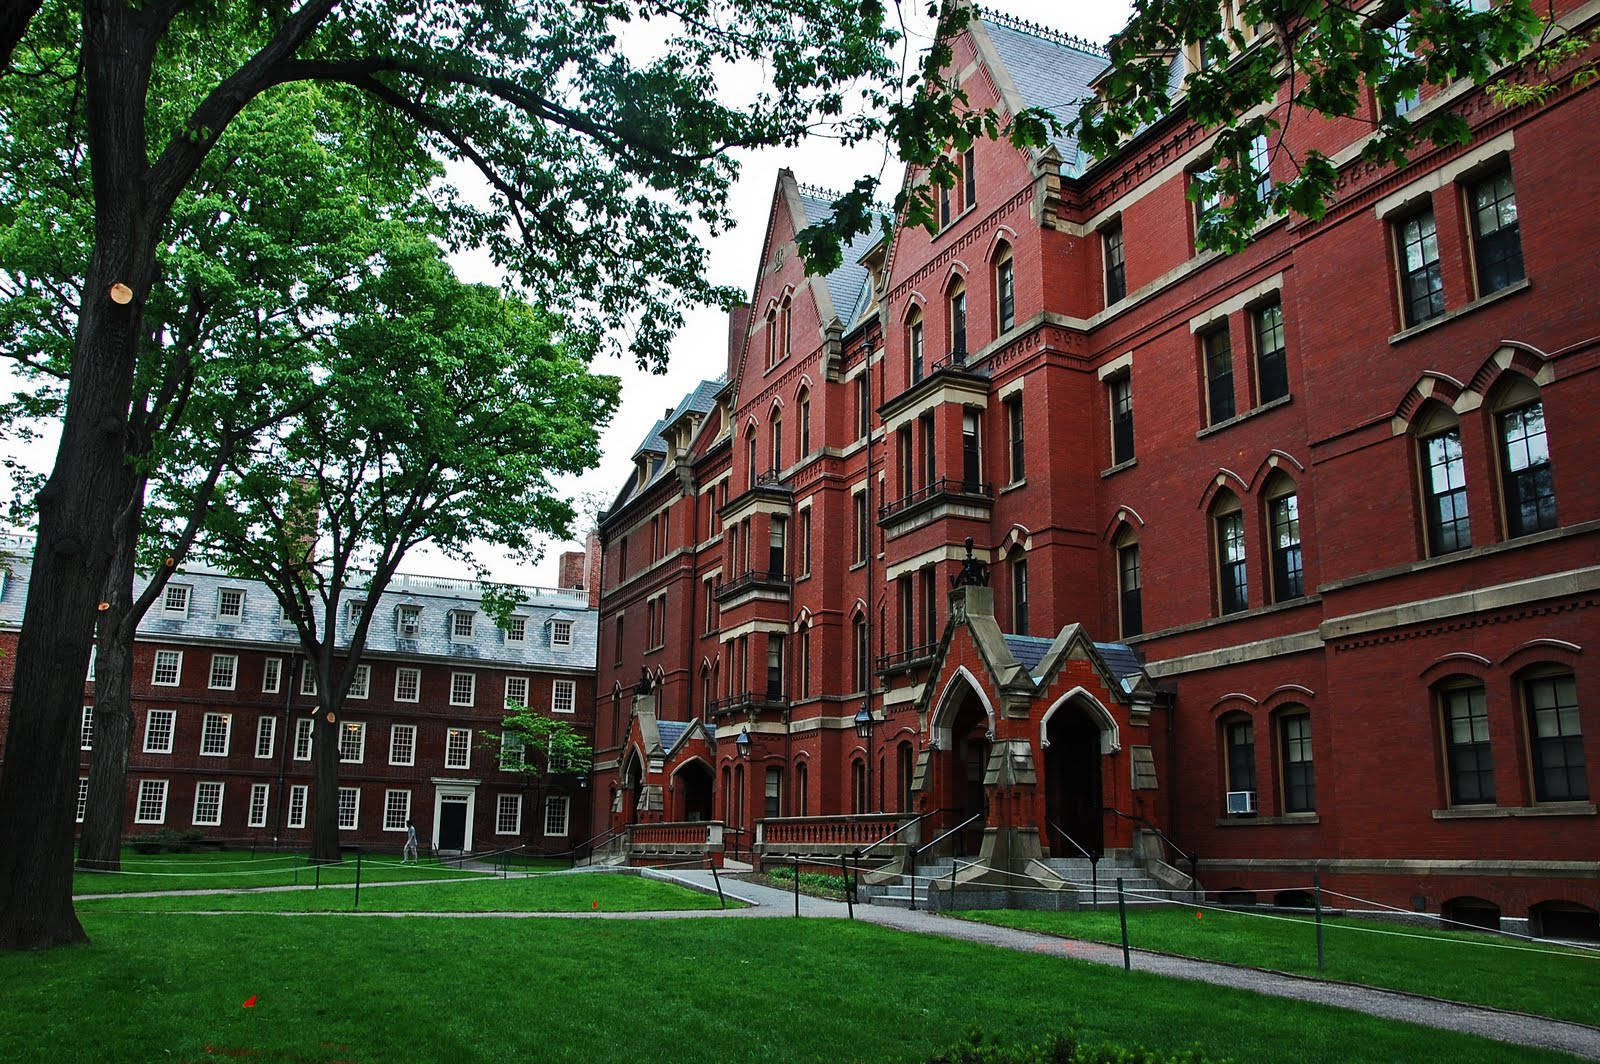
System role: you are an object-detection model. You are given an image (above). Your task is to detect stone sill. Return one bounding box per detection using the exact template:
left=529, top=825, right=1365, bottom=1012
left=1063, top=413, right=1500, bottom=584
left=1100, top=457, right=1138, bottom=479
left=1195, top=394, right=1294, bottom=440
left=1431, top=802, right=1595, bottom=820
left=1216, top=814, right=1320, bottom=827
left=1000, top=478, right=1027, bottom=494
left=1388, top=278, right=1530, bottom=345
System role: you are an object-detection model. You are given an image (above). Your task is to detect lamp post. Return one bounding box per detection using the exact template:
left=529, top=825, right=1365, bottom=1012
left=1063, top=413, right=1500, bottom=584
left=854, top=705, right=876, bottom=812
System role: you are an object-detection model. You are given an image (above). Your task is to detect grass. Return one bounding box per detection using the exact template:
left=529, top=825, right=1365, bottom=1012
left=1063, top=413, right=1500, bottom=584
left=953, top=906, right=1600, bottom=1026
left=76, top=872, right=730, bottom=913
left=0, top=915, right=1572, bottom=1063
left=73, top=849, right=490, bottom=895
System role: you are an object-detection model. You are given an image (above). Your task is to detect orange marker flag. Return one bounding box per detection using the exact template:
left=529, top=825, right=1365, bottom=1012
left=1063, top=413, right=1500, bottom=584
left=243, top=995, right=258, bottom=1008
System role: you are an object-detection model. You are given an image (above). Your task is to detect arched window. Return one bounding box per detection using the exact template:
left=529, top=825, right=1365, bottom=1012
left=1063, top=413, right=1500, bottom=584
left=898, top=741, right=915, bottom=813
left=780, top=296, right=792, bottom=361
left=1113, top=524, right=1142, bottom=637
left=1212, top=490, right=1248, bottom=615
left=745, top=425, right=757, bottom=490
left=1276, top=707, right=1315, bottom=813
left=770, top=406, right=783, bottom=473
left=1263, top=473, right=1303, bottom=603
left=907, top=308, right=925, bottom=384
left=852, top=613, right=869, bottom=694
left=1493, top=376, right=1557, bottom=537
left=948, top=278, right=968, bottom=361
left=994, top=244, right=1015, bottom=332
left=1415, top=403, right=1471, bottom=555
left=795, top=761, right=809, bottom=817
left=851, top=760, right=867, bottom=814
left=1007, top=546, right=1028, bottom=635
left=797, top=387, right=811, bottom=457
left=765, top=306, right=778, bottom=369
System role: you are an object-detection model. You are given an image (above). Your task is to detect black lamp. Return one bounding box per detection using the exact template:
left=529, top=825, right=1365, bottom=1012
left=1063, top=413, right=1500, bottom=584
left=854, top=705, right=875, bottom=740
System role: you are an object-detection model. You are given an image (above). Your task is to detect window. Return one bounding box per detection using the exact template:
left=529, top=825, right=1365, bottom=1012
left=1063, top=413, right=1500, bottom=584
left=262, top=657, right=282, bottom=694
left=544, top=794, right=570, bottom=837
left=163, top=584, right=190, bottom=616
left=908, top=313, right=924, bottom=384
left=77, top=778, right=88, bottom=823
left=300, top=662, right=317, bottom=696
left=152, top=649, right=182, bottom=686
left=496, top=794, right=523, bottom=835
left=995, top=249, right=1015, bottom=332
left=200, top=712, right=231, bottom=757
left=345, top=599, right=366, bottom=629
left=851, top=761, right=867, bottom=814
left=86, top=644, right=95, bottom=683
left=963, top=146, right=976, bottom=209
left=1103, top=221, right=1126, bottom=304
left=1116, top=529, right=1143, bottom=638
left=500, top=731, right=526, bottom=768
left=384, top=790, right=411, bottom=832
left=451, top=610, right=475, bottom=641
left=500, top=616, right=526, bottom=645
left=255, top=716, right=275, bottom=759
left=852, top=491, right=868, bottom=564
left=1386, top=18, right=1420, bottom=115
left=765, top=306, right=778, bottom=368
left=920, top=567, right=937, bottom=645
left=949, top=284, right=967, bottom=359
left=446, top=727, right=472, bottom=769
left=1469, top=167, right=1524, bottom=295
left=1396, top=208, right=1444, bottom=326
left=552, top=679, right=576, bottom=715
left=1419, top=416, right=1472, bottom=555
left=390, top=724, right=416, bottom=766
left=346, top=664, right=370, bottom=700
left=248, top=783, right=270, bottom=828
left=337, top=786, right=359, bottom=830
left=1266, top=482, right=1304, bottom=602
left=217, top=587, right=244, bottom=621
left=780, top=297, right=792, bottom=361
left=961, top=410, right=981, bottom=488
left=1214, top=495, right=1248, bottom=615
left=1442, top=684, right=1494, bottom=804
left=799, top=509, right=812, bottom=576
left=1498, top=397, right=1556, bottom=536
left=939, top=183, right=951, bottom=230
left=1006, top=394, right=1025, bottom=482
left=745, top=429, right=757, bottom=489
left=613, top=616, right=624, bottom=665
left=769, top=516, right=786, bottom=577
left=765, top=766, right=783, bottom=819
left=1280, top=713, right=1315, bottom=812
left=397, top=604, right=422, bottom=638
left=798, top=625, right=812, bottom=699
left=294, top=717, right=314, bottom=761
left=898, top=576, right=914, bottom=651
left=766, top=635, right=785, bottom=700
left=339, top=721, right=366, bottom=764
left=505, top=676, right=529, bottom=708
left=1109, top=374, right=1134, bottom=465
left=193, top=781, right=223, bottom=826
left=208, top=653, right=238, bottom=691
left=450, top=671, right=476, bottom=707
left=551, top=619, right=572, bottom=646
left=1010, top=555, right=1029, bottom=636
left=1526, top=672, right=1586, bottom=802
left=853, top=615, right=869, bottom=694
left=771, top=407, right=783, bottom=471
left=1250, top=132, right=1272, bottom=203
left=395, top=666, right=421, bottom=703
left=287, top=785, right=308, bottom=829
left=1203, top=326, right=1235, bottom=424
left=144, top=709, right=175, bottom=754
left=135, top=779, right=168, bottom=824
left=1253, top=298, right=1288, bottom=404
left=1225, top=717, right=1256, bottom=796
left=855, top=375, right=870, bottom=439
left=80, top=705, right=93, bottom=750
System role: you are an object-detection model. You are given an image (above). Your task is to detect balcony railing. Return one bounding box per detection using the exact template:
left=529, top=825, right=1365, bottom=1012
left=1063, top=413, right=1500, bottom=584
left=929, top=346, right=989, bottom=376
left=705, top=690, right=788, bottom=717
left=878, top=477, right=994, bottom=523
left=758, top=814, right=905, bottom=849
left=712, top=568, right=791, bottom=601
left=876, top=641, right=939, bottom=675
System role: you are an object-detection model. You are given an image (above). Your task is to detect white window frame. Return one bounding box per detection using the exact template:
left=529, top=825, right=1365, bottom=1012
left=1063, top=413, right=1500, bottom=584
left=152, top=649, right=183, bottom=687
left=255, top=715, right=276, bottom=759
left=216, top=587, right=245, bottom=622
left=294, top=718, right=314, bottom=761
left=552, top=679, right=576, bottom=715
left=248, top=783, right=270, bottom=828
left=505, top=675, right=529, bottom=708
left=77, top=777, right=89, bottom=823
left=450, top=610, right=475, bottom=642
left=192, top=781, right=224, bottom=827
left=300, top=663, right=317, bottom=696
left=135, top=779, right=169, bottom=824
left=551, top=619, right=573, bottom=647
left=495, top=794, right=523, bottom=835
left=544, top=794, right=570, bottom=837
left=80, top=705, right=94, bottom=750
left=162, top=584, right=190, bottom=617
left=208, top=653, right=238, bottom=691
left=86, top=644, right=96, bottom=683
left=394, top=666, right=421, bottom=703
left=505, top=616, right=527, bottom=644
left=450, top=671, right=476, bottom=707
left=397, top=604, right=422, bottom=638
left=339, top=720, right=366, bottom=764
left=347, top=664, right=371, bottom=700
left=143, top=709, right=175, bottom=754
left=287, top=784, right=308, bottom=829
left=262, top=657, right=283, bottom=694
left=337, top=786, right=360, bottom=830
left=199, top=712, right=232, bottom=757
left=389, top=724, right=417, bottom=767
left=384, top=789, right=411, bottom=832
left=499, top=732, right=526, bottom=769
left=445, top=727, right=472, bottom=770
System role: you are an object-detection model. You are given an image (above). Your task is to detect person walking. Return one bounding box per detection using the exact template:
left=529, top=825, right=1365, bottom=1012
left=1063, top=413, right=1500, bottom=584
left=403, top=819, right=419, bottom=865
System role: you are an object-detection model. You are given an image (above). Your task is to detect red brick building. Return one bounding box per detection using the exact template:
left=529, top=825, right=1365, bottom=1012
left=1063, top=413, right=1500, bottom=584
left=0, top=542, right=598, bottom=856
left=591, top=4, right=1600, bottom=934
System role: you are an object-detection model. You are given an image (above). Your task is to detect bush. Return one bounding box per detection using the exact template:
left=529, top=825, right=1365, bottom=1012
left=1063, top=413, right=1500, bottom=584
left=126, top=828, right=208, bottom=854
left=765, top=865, right=850, bottom=898
left=927, top=1030, right=1220, bottom=1064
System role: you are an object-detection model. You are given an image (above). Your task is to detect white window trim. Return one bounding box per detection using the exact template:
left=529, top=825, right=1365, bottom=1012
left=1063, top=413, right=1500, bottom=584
left=262, top=657, right=283, bottom=694
left=544, top=794, right=570, bottom=837
left=450, top=671, right=476, bottom=707
left=77, top=777, right=89, bottom=823
left=389, top=723, right=417, bottom=767
left=445, top=727, right=472, bottom=770
left=383, top=789, right=411, bottom=832
left=347, top=664, right=371, bottom=700
left=337, top=786, right=360, bottom=830
left=143, top=709, right=176, bottom=754
left=192, top=781, right=224, bottom=827
left=300, top=663, right=317, bottom=696
left=394, top=666, right=421, bottom=703
left=199, top=712, right=232, bottom=757
left=551, top=619, right=573, bottom=647
left=552, top=679, right=576, bottom=715
left=293, top=718, right=314, bottom=761
left=505, top=616, right=527, bottom=644
left=397, top=605, right=422, bottom=638
left=80, top=705, right=94, bottom=750
left=450, top=610, right=476, bottom=642
left=208, top=653, right=238, bottom=691
left=248, top=783, right=270, bottom=828
left=216, top=587, right=245, bottom=622
left=287, top=784, right=309, bottom=829
left=339, top=721, right=366, bottom=764
left=495, top=793, right=523, bottom=835
left=162, top=584, right=190, bottom=618
left=505, top=675, right=529, bottom=708
left=255, top=715, right=276, bottom=759
left=135, top=779, right=169, bottom=824
left=152, top=649, right=183, bottom=687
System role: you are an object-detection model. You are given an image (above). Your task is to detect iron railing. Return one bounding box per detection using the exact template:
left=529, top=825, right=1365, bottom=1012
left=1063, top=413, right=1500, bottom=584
left=876, top=642, right=939, bottom=674
left=878, top=477, right=994, bottom=522
left=713, top=568, right=791, bottom=600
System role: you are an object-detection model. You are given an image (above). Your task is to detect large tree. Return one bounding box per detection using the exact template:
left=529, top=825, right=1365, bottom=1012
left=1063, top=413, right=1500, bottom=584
left=195, top=236, right=619, bottom=863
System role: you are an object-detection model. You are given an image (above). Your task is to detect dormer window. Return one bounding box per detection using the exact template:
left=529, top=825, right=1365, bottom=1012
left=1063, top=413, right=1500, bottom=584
left=397, top=604, right=421, bottom=638
left=451, top=610, right=475, bottom=642
left=505, top=616, right=527, bottom=644
left=216, top=587, right=244, bottom=622
left=346, top=600, right=365, bottom=628
left=552, top=619, right=573, bottom=647
left=163, top=584, right=190, bottom=617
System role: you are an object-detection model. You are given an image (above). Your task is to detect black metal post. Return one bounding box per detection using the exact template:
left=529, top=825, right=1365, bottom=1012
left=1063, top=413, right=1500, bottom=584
left=1091, top=856, right=1098, bottom=907
left=314, top=861, right=320, bottom=890
left=842, top=853, right=853, bottom=920
left=353, top=850, right=362, bottom=911
left=1314, top=871, right=1325, bottom=972
left=908, top=845, right=919, bottom=911
left=794, top=855, right=801, bottom=917
left=1117, top=877, right=1130, bottom=971
left=709, top=857, right=726, bottom=909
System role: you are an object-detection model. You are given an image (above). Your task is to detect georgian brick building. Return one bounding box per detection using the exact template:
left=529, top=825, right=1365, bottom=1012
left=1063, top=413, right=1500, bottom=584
left=592, top=4, right=1600, bottom=933
left=0, top=538, right=598, bottom=855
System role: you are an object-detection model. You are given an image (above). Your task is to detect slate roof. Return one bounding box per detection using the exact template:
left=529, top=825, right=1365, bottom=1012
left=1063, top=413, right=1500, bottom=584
left=656, top=719, right=710, bottom=756
left=1002, top=634, right=1055, bottom=677
left=616, top=375, right=724, bottom=511
left=0, top=547, right=597, bottom=673
left=977, top=12, right=1110, bottom=166
left=796, top=188, right=887, bottom=329
left=1000, top=632, right=1150, bottom=692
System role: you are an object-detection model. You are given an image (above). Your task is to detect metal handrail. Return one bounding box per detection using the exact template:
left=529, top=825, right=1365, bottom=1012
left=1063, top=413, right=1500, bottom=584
left=1049, top=819, right=1100, bottom=903
left=875, top=642, right=938, bottom=673
left=1106, top=807, right=1192, bottom=865
left=877, top=477, right=994, bottom=521
left=907, top=810, right=984, bottom=911
left=855, top=808, right=938, bottom=861
left=715, top=568, right=791, bottom=598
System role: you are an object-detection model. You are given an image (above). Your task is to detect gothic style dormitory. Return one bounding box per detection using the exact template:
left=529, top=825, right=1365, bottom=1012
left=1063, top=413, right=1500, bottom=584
left=591, top=5, right=1600, bottom=934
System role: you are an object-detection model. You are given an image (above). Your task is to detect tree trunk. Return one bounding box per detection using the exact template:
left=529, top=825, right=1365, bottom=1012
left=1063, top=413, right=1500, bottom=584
left=75, top=507, right=141, bottom=872
left=0, top=7, right=159, bottom=950
left=311, top=707, right=341, bottom=863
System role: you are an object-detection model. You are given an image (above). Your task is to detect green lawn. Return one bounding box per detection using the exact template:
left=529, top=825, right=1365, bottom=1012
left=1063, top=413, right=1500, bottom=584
left=954, top=906, right=1600, bottom=1026
left=73, top=850, right=490, bottom=895
left=0, top=915, right=1571, bottom=1063
left=77, top=872, right=729, bottom=913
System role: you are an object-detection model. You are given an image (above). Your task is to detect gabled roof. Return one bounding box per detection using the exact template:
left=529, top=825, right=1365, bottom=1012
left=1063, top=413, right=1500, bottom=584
left=656, top=718, right=710, bottom=758
left=611, top=375, right=724, bottom=515
left=795, top=186, right=887, bottom=330
left=971, top=11, right=1110, bottom=167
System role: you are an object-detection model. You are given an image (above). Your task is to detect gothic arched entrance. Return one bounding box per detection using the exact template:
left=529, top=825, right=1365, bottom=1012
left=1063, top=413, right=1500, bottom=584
left=1043, top=699, right=1105, bottom=858
left=621, top=750, right=643, bottom=825
left=674, top=759, right=714, bottom=821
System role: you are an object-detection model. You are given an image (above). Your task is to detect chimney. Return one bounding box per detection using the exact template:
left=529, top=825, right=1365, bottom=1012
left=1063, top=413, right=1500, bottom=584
left=727, top=304, right=751, bottom=379
left=557, top=551, right=586, bottom=591
left=585, top=530, right=602, bottom=609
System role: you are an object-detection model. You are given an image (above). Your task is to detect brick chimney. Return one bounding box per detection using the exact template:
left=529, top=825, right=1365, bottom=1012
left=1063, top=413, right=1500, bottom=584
left=557, top=550, right=586, bottom=591
left=726, top=303, right=751, bottom=381
left=584, top=530, right=602, bottom=608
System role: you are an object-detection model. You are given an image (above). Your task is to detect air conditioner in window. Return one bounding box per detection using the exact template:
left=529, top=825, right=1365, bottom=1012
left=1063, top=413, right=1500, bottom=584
left=1226, top=790, right=1257, bottom=815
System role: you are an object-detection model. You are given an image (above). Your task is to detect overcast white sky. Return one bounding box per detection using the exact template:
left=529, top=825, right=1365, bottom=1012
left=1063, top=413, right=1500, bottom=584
left=1, top=0, right=1131, bottom=588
